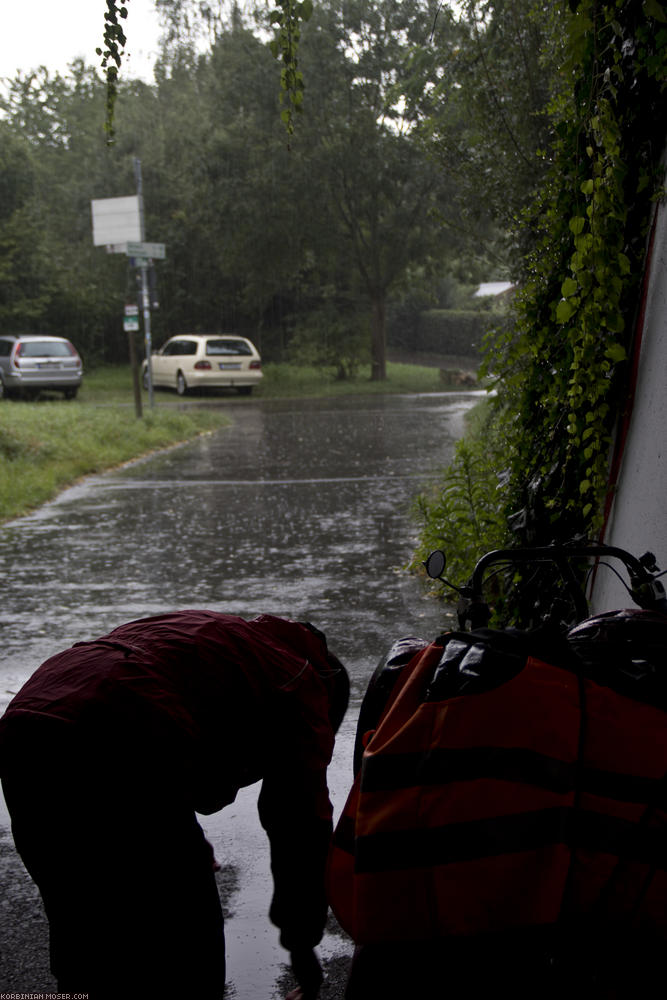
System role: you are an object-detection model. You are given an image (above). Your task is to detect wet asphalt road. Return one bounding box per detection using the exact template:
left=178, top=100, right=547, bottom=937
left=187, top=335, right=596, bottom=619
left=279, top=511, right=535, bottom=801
left=0, top=390, right=479, bottom=996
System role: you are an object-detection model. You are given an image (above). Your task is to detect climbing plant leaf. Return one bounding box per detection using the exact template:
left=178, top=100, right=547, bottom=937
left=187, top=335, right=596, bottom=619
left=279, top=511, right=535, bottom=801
left=269, top=0, right=314, bottom=140
left=97, top=0, right=130, bottom=141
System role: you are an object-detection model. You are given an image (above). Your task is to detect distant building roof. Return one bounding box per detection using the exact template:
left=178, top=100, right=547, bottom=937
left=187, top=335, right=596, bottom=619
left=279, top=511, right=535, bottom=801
left=474, top=281, right=514, bottom=298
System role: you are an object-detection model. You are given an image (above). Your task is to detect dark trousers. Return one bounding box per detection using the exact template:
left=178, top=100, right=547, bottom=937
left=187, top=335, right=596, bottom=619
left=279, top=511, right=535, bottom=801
left=1, top=722, right=226, bottom=1000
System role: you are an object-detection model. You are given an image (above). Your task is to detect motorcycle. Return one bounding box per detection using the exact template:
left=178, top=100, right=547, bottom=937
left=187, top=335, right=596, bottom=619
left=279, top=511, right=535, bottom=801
left=354, top=542, right=667, bottom=772
left=329, top=543, right=667, bottom=992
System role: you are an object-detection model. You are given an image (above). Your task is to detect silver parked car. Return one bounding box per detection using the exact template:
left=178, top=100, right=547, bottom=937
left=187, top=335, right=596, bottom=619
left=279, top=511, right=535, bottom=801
left=0, top=334, right=83, bottom=400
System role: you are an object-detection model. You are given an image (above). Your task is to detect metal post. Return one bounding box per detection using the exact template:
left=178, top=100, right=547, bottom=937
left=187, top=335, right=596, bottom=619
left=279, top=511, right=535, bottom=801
left=140, top=262, right=154, bottom=409
left=134, top=158, right=154, bottom=408
left=127, top=328, right=143, bottom=418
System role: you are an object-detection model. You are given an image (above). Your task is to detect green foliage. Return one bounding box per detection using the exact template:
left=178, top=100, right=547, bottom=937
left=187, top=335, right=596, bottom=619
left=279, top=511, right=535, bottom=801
left=388, top=308, right=494, bottom=359
left=97, top=0, right=131, bottom=140
left=0, top=123, right=48, bottom=324
left=410, top=401, right=507, bottom=594
left=0, top=64, right=132, bottom=357
left=268, top=0, right=313, bottom=137
left=296, top=0, right=461, bottom=380
left=419, top=0, right=563, bottom=262
left=486, top=0, right=667, bottom=550
left=287, top=292, right=369, bottom=380
left=413, top=0, right=667, bottom=617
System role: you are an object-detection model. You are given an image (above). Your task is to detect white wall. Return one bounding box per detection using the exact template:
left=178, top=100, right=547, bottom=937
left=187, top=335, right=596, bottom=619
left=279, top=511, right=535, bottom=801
left=592, top=198, right=667, bottom=612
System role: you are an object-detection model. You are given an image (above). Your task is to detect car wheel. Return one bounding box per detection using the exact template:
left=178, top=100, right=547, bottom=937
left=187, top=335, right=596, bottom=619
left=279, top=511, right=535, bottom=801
left=176, top=371, right=188, bottom=396
left=64, top=387, right=78, bottom=400
left=0, top=378, right=4, bottom=400
left=142, top=368, right=149, bottom=390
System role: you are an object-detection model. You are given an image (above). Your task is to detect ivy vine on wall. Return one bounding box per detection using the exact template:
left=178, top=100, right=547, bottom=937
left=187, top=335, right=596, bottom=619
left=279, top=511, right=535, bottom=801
left=413, top=0, right=667, bottom=616
left=486, top=0, right=667, bottom=549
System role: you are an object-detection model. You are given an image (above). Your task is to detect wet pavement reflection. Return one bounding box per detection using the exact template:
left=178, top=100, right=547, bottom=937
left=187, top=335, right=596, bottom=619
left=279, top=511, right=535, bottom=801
left=0, top=391, right=480, bottom=996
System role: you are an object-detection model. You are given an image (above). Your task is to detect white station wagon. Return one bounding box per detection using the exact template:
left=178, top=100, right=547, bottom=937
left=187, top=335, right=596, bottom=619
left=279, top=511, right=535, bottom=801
left=143, top=334, right=263, bottom=396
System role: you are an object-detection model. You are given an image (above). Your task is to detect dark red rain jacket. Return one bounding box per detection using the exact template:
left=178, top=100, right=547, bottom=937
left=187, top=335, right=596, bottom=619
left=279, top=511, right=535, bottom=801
left=0, top=611, right=338, bottom=950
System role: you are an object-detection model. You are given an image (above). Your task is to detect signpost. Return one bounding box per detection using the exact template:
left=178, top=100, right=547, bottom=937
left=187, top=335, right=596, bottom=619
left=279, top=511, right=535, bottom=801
left=91, top=196, right=141, bottom=247
left=90, top=162, right=166, bottom=412
left=124, top=306, right=142, bottom=417
left=123, top=305, right=140, bottom=332
left=126, top=241, right=166, bottom=260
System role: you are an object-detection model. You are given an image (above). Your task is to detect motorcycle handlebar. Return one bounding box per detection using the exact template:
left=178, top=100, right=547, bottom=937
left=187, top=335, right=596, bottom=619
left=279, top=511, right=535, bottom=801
left=468, top=544, right=648, bottom=593
left=426, top=543, right=667, bottom=630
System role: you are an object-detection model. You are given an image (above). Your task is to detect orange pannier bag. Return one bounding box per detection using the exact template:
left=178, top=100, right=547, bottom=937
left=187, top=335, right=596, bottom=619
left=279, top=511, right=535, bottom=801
left=327, top=626, right=667, bottom=945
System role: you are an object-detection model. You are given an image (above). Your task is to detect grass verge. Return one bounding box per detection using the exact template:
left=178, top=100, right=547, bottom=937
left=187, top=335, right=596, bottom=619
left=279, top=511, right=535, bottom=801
left=0, top=405, right=230, bottom=523
left=255, top=361, right=465, bottom=398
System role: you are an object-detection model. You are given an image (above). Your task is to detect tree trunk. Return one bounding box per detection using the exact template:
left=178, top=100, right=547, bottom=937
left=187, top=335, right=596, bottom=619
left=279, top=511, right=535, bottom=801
left=370, top=292, right=387, bottom=381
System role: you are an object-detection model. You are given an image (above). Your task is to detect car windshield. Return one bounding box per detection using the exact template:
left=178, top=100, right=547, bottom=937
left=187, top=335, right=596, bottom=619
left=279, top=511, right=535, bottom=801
left=205, top=339, right=252, bottom=356
left=18, top=341, right=72, bottom=358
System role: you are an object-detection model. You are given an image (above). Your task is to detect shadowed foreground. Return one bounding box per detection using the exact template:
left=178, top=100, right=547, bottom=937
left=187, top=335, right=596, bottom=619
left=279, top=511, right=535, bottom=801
left=0, top=829, right=351, bottom=997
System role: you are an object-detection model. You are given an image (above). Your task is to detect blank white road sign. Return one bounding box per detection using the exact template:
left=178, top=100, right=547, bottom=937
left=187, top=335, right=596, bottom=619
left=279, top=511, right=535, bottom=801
left=91, top=196, right=142, bottom=246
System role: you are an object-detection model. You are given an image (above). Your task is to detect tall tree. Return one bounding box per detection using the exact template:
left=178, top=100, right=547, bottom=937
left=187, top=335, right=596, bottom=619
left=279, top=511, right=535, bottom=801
left=418, top=0, right=566, bottom=265
left=0, top=123, right=45, bottom=325
left=1, top=64, right=138, bottom=358
left=297, top=0, right=463, bottom=379
left=140, top=23, right=306, bottom=341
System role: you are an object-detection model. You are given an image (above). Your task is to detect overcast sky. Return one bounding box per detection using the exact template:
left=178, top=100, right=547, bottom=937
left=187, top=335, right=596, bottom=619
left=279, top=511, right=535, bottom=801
left=0, top=0, right=162, bottom=83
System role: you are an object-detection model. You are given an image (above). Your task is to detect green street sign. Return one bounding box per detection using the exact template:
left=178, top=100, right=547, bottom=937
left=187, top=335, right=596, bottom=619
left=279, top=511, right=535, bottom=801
left=124, top=304, right=140, bottom=332
left=126, top=241, right=166, bottom=260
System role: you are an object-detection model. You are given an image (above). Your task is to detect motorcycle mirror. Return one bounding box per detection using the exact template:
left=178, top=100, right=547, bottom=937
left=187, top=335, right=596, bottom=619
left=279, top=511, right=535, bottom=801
left=424, top=550, right=447, bottom=579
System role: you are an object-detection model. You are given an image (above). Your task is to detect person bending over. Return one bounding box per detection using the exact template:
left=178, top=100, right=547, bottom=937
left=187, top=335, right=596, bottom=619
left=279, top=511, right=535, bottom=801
left=0, top=611, right=349, bottom=1000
